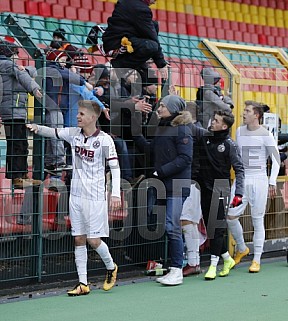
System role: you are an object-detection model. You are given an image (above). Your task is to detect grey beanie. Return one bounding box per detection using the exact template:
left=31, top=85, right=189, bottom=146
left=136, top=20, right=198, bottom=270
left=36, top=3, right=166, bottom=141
left=161, top=95, right=186, bottom=114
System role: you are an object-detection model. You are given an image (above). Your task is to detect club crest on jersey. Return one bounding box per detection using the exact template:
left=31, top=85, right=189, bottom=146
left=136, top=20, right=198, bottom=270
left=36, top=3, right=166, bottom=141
left=93, top=141, right=100, bottom=149
left=217, top=143, right=225, bottom=152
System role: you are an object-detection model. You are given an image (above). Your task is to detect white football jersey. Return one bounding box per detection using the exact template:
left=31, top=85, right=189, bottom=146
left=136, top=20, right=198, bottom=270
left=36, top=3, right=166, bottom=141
left=56, top=127, right=119, bottom=200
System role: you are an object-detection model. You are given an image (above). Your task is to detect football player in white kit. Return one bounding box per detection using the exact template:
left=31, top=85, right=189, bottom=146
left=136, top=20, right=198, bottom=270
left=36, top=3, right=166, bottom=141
left=227, top=101, right=280, bottom=273
left=27, top=100, right=121, bottom=295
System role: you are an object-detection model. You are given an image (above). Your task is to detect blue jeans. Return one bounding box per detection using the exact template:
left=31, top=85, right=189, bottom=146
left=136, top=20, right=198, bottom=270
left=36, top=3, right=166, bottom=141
left=113, top=136, right=132, bottom=180
left=166, top=196, right=186, bottom=269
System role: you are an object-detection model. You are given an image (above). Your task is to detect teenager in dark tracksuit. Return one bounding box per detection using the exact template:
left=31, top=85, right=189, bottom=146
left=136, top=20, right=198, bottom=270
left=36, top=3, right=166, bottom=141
left=134, top=95, right=192, bottom=286
left=194, top=110, right=244, bottom=280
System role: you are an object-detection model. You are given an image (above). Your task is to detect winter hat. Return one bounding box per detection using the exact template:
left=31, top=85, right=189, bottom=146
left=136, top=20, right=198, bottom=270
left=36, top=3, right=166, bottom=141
left=46, top=49, right=68, bottom=61
left=73, top=54, right=93, bottom=73
left=53, top=28, right=66, bottom=40
left=161, top=95, right=187, bottom=114
left=0, top=39, right=19, bottom=57
left=93, top=64, right=110, bottom=80
left=200, top=67, right=221, bottom=85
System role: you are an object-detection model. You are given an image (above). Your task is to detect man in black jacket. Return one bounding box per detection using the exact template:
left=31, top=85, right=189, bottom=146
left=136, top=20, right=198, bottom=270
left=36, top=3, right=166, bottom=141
left=102, top=0, right=168, bottom=80
left=196, top=110, right=244, bottom=280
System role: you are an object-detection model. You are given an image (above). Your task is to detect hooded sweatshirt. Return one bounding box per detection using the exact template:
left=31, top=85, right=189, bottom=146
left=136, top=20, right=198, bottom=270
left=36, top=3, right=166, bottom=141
left=196, top=67, right=234, bottom=128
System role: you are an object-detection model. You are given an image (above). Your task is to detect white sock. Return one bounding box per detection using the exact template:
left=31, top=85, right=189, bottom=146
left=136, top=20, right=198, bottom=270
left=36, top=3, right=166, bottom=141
left=75, top=245, right=87, bottom=285
left=96, top=241, right=114, bottom=270
left=210, top=255, right=219, bottom=267
left=227, top=218, right=247, bottom=252
left=221, top=251, right=231, bottom=261
left=182, top=223, right=200, bottom=266
left=252, top=217, right=265, bottom=264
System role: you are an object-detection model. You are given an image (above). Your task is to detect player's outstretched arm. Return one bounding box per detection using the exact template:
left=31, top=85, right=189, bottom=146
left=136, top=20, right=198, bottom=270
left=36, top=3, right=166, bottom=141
left=26, top=124, right=57, bottom=138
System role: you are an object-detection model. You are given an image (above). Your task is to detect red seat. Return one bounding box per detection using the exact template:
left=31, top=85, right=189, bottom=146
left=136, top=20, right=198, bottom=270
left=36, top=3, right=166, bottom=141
left=157, top=9, right=167, bottom=22
left=167, top=11, right=177, bottom=23
left=250, top=33, right=259, bottom=44
left=263, top=26, right=271, bottom=36
left=25, top=1, right=39, bottom=15
left=225, top=30, right=234, bottom=41
left=247, top=24, right=255, bottom=34
left=102, top=12, right=111, bottom=24
left=0, top=0, right=11, bottom=11
left=82, top=0, right=93, bottom=7
left=207, top=27, right=216, bottom=39
left=65, top=6, right=77, bottom=20
left=222, top=20, right=230, bottom=30
left=234, top=31, right=243, bottom=42
left=243, top=32, right=251, bottom=43
left=11, top=0, right=26, bottom=14
left=277, top=0, right=285, bottom=10
left=104, top=2, right=115, bottom=14
left=186, top=14, right=195, bottom=25
left=238, top=22, right=247, bottom=33
left=195, top=16, right=205, bottom=26
left=90, top=10, right=102, bottom=23
left=177, top=13, right=186, bottom=24
left=159, top=21, right=168, bottom=33
left=278, top=28, right=286, bottom=37
left=213, top=19, right=222, bottom=29
left=52, top=4, right=65, bottom=19
left=216, top=28, right=225, bottom=40
left=93, top=1, right=104, bottom=11
left=187, top=24, right=197, bottom=36
left=205, top=17, right=213, bottom=28
left=70, top=0, right=81, bottom=8
left=168, top=22, right=177, bottom=34
left=38, top=3, right=52, bottom=17
left=276, top=37, right=284, bottom=48
left=270, top=27, right=278, bottom=37
left=45, top=0, right=57, bottom=3
left=255, top=25, right=263, bottom=34
left=258, top=34, right=267, bottom=45
left=230, top=21, right=239, bottom=31
left=267, top=35, right=275, bottom=46
left=197, top=26, right=207, bottom=38
left=77, top=8, right=90, bottom=21
left=177, top=23, right=187, bottom=35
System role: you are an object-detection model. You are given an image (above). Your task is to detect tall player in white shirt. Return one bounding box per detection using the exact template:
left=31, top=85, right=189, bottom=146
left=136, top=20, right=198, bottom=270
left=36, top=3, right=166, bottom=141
left=227, top=101, right=280, bottom=273
left=27, top=100, right=121, bottom=295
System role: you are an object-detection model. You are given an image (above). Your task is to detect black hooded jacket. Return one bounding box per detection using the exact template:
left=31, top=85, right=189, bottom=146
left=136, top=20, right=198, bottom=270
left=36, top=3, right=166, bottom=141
left=193, top=126, right=244, bottom=196
left=102, top=0, right=166, bottom=68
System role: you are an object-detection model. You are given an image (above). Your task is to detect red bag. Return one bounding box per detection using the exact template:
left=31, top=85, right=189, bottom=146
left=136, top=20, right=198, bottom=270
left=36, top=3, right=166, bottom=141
left=107, top=191, right=128, bottom=222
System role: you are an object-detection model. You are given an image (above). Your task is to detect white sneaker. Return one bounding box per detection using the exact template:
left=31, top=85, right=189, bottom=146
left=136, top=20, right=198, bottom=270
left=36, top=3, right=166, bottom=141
left=155, top=275, right=166, bottom=283
left=159, top=267, right=183, bottom=286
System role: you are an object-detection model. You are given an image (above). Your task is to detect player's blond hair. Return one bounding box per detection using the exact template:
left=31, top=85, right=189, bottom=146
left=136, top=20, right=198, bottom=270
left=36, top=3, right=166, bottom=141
left=78, top=100, right=101, bottom=116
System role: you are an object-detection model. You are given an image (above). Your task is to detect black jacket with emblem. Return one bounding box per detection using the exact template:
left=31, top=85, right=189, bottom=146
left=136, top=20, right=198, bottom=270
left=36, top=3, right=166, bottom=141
left=192, top=126, right=244, bottom=196
left=134, top=111, right=193, bottom=197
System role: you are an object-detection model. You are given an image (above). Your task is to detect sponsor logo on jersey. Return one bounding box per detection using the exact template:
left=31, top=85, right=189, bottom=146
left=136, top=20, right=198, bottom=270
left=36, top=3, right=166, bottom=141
left=75, top=146, right=95, bottom=162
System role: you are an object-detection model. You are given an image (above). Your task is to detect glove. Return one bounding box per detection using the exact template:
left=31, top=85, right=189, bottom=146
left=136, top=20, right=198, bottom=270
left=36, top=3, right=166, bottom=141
left=230, top=195, right=243, bottom=208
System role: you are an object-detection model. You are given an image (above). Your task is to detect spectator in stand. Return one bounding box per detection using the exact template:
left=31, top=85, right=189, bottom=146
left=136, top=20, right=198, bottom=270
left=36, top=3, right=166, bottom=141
left=102, top=0, right=168, bottom=80
left=48, top=28, right=79, bottom=66
left=44, top=49, right=92, bottom=176
left=227, top=101, right=280, bottom=273
left=92, top=64, right=145, bottom=188
left=0, top=39, right=42, bottom=188
left=133, top=95, right=193, bottom=286
left=196, top=67, right=234, bottom=128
